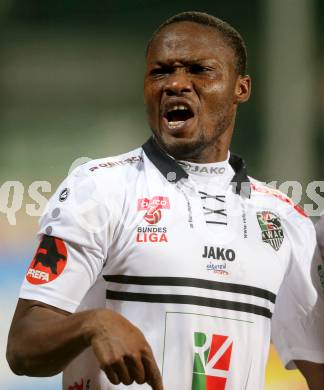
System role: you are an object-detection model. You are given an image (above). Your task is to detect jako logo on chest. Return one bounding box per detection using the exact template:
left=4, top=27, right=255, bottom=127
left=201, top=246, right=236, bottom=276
left=202, top=246, right=236, bottom=261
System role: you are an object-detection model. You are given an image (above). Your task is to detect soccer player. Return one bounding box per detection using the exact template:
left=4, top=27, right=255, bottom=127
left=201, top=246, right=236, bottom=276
left=6, top=11, right=324, bottom=390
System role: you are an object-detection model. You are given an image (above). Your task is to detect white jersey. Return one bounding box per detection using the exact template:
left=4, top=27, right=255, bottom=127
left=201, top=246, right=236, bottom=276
left=20, top=137, right=324, bottom=390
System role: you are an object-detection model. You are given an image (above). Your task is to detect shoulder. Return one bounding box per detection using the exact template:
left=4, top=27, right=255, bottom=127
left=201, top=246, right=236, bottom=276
left=249, top=179, right=317, bottom=261
left=64, top=147, right=144, bottom=194
left=84, top=147, right=144, bottom=176
left=47, top=147, right=144, bottom=216
left=249, top=177, right=314, bottom=235
left=40, top=149, right=144, bottom=235
left=74, top=147, right=144, bottom=181
left=250, top=178, right=307, bottom=217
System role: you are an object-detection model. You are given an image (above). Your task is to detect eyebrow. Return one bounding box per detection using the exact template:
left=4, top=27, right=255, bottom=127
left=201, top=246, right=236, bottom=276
left=152, top=59, right=215, bottom=66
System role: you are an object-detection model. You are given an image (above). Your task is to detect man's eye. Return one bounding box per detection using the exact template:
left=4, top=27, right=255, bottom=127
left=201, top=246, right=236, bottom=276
left=150, top=68, right=170, bottom=77
left=189, top=65, right=209, bottom=74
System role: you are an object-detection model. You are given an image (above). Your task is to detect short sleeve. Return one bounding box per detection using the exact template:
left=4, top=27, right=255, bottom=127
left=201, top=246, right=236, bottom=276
left=19, top=165, right=116, bottom=313
left=271, top=212, right=324, bottom=369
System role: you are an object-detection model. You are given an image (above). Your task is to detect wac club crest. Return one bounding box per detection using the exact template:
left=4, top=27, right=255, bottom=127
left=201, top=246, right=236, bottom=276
left=256, top=211, right=284, bottom=251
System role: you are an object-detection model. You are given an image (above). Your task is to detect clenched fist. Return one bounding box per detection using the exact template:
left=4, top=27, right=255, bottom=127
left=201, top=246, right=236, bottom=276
left=86, top=309, right=163, bottom=389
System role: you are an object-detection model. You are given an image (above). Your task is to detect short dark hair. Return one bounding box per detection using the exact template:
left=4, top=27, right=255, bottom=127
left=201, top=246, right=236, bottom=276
left=147, top=11, right=247, bottom=75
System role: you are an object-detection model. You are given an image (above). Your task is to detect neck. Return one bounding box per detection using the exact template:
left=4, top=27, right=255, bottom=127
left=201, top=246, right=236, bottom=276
left=184, top=143, right=229, bottom=163
left=153, top=133, right=232, bottom=164
left=153, top=117, right=235, bottom=163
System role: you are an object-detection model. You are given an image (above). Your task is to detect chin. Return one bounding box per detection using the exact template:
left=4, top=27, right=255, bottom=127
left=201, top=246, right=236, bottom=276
left=154, top=132, right=208, bottom=160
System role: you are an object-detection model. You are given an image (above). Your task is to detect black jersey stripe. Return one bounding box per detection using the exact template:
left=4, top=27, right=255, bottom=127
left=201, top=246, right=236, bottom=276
left=103, top=275, right=276, bottom=304
left=206, top=221, right=228, bottom=225
left=106, top=290, right=272, bottom=319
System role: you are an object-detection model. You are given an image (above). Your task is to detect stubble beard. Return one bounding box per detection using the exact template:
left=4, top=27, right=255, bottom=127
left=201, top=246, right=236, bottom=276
left=152, top=111, right=233, bottom=162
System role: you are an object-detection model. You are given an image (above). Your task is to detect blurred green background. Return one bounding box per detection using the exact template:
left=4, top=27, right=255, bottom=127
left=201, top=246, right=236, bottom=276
left=0, top=1, right=323, bottom=389
left=1, top=0, right=323, bottom=187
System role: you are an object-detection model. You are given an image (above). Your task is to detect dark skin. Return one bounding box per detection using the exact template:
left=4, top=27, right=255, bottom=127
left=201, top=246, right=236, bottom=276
left=7, top=299, right=162, bottom=388
left=144, top=21, right=251, bottom=163
left=7, top=21, right=324, bottom=389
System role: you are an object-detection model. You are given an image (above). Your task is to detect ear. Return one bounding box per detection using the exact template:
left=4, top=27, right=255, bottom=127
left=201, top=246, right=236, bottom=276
left=234, top=75, right=251, bottom=103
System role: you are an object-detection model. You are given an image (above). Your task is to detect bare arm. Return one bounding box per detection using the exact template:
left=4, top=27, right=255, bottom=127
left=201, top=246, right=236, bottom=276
left=7, top=298, right=163, bottom=389
left=295, top=360, right=324, bottom=390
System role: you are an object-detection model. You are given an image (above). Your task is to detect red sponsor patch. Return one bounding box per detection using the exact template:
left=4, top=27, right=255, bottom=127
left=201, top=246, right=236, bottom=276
left=144, top=208, right=162, bottom=224
left=26, top=235, right=67, bottom=285
left=137, top=196, right=170, bottom=225
left=137, top=196, right=170, bottom=211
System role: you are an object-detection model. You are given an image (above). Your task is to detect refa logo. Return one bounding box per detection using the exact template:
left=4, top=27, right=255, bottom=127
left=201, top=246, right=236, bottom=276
left=26, top=236, right=68, bottom=285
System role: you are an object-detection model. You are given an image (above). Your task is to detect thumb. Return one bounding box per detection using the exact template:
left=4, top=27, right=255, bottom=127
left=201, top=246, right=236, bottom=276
left=142, top=354, right=163, bottom=390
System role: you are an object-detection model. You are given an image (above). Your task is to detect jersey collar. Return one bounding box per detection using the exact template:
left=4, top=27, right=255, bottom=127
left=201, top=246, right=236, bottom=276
left=142, top=137, right=251, bottom=198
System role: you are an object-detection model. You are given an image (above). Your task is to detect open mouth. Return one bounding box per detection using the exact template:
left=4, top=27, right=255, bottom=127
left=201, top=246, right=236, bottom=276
left=164, top=104, right=194, bottom=130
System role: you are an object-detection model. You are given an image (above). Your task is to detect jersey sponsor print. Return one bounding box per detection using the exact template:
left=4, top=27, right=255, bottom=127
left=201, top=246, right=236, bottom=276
left=192, top=332, right=233, bottom=390
left=180, top=162, right=226, bottom=175
left=137, top=196, right=170, bottom=224
left=136, top=196, right=170, bottom=242
left=203, top=246, right=236, bottom=276
left=88, top=155, right=143, bottom=172
left=26, top=235, right=67, bottom=284
left=162, top=312, right=254, bottom=389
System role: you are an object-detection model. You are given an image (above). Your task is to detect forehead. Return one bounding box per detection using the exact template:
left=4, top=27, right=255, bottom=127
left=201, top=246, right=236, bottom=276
left=147, top=21, right=235, bottom=65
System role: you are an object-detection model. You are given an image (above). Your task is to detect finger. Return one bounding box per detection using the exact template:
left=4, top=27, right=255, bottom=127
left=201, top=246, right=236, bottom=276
left=125, top=354, right=146, bottom=384
left=142, top=354, right=163, bottom=390
left=105, top=366, right=120, bottom=385
left=91, top=339, right=121, bottom=385
left=112, top=358, right=133, bottom=385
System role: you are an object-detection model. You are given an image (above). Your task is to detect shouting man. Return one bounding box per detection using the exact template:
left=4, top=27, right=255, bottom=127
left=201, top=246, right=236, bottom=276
left=7, top=11, right=324, bottom=390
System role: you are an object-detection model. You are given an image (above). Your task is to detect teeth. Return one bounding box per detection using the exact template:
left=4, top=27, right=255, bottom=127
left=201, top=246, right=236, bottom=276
left=168, top=121, right=185, bottom=129
left=167, top=104, right=189, bottom=113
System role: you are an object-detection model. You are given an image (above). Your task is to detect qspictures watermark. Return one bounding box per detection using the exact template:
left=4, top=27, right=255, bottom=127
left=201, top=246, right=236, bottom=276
left=0, top=156, right=323, bottom=226
left=0, top=157, right=92, bottom=225
left=0, top=180, right=51, bottom=225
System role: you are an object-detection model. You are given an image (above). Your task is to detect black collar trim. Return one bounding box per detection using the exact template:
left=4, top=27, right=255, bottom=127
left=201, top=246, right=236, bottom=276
left=142, top=137, right=251, bottom=197
left=142, top=137, right=188, bottom=182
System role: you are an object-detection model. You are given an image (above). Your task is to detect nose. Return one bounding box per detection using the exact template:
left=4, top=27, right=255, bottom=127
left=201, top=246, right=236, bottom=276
left=164, top=71, right=193, bottom=96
